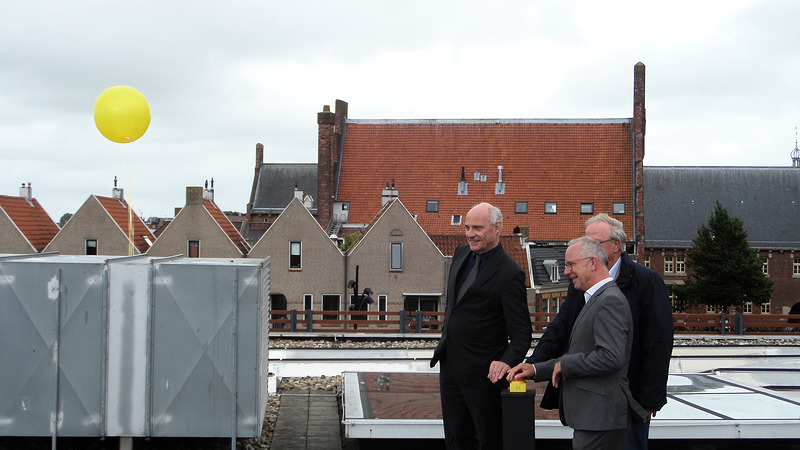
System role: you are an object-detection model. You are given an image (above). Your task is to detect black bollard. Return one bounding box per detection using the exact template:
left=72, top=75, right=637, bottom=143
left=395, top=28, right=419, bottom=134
left=501, top=386, right=535, bottom=449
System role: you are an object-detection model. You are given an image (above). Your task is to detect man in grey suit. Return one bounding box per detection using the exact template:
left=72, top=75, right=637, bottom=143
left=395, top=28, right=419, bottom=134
left=507, top=236, right=646, bottom=450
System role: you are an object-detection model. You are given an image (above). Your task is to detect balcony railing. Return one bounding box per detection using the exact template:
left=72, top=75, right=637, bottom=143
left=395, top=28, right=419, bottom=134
left=269, top=310, right=800, bottom=335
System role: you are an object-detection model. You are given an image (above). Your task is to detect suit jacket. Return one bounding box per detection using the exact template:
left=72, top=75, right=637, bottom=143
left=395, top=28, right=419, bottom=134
left=430, top=243, right=531, bottom=388
left=533, top=281, right=647, bottom=431
left=530, top=253, right=674, bottom=412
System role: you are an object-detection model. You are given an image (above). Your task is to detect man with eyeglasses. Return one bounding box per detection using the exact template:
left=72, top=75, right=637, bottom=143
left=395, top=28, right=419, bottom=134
left=529, top=213, right=673, bottom=450
left=508, top=236, right=647, bottom=450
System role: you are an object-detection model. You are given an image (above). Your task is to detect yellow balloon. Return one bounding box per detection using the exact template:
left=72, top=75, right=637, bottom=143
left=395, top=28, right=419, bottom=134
left=93, top=86, right=151, bottom=143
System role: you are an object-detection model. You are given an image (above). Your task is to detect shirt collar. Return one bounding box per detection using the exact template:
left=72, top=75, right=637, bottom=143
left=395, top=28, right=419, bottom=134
left=609, top=256, right=622, bottom=280
left=584, top=277, right=614, bottom=303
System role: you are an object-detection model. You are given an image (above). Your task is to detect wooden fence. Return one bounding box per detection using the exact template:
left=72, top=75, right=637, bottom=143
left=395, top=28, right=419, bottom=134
left=269, top=309, right=800, bottom=335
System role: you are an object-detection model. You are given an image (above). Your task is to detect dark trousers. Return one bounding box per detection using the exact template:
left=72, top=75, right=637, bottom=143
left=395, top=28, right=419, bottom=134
left=623, top=420, right=650, bottom=450
left=439, top=361, right=503, bottom=450
left=573, top=428, right=629, bottom=450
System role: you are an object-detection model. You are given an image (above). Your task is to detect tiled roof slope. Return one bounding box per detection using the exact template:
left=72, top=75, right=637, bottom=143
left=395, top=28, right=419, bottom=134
left=429, top=234, right=531, bottom=288
left=336, top=119, right=635, bottom=241
left=252, top=163, right=318, bottom=213
left=644, top=166, right=800, bottom=249
left=95, top=195, right=156, bottom=253
left=0, top=195, right=59, bottom=252
left=203, top=198, right=251, bottom=254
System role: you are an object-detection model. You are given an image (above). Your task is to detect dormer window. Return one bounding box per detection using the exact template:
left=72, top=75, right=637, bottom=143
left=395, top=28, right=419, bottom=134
left=543, top=260, right=560, bottom=283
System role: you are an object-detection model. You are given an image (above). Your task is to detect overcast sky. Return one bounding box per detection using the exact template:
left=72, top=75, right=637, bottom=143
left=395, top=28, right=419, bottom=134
left=2, top=0, right=798, bottom=222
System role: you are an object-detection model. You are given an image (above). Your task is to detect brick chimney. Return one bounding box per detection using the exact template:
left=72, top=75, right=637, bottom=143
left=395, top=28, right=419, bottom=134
left=381, top=180, right=399, bottom=207
left=112, top=176, right=124, bottom=200
left=19, top=182, right=32, bottom=202
left=317, top=105, right=336, bottom=227
left=246, top=143, right=264, bottom=221
left=203, top=178, right=214, bottom=202
left=186, top=186, right=204, bottom=205
left=633, top=62, right=646, bottom=261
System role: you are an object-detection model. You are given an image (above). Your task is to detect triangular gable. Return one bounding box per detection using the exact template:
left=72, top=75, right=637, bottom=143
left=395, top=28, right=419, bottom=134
left=0, top=195, right=59, bottom=252
left=252, top=197, right=340, bottom=254
left=94, top=195, right=156, bottom=253
left=348, top=198, right=443, bottom=258
left=336, top=119, right=635, bottom=241
left=202, top=198, right=251, bottom=254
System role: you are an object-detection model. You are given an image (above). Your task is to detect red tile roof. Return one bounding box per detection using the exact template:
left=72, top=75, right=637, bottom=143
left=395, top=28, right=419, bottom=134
left=203, top=198, right=251, bottom=254
left=95, top=195, right=156, bottom=254
left=336, top=119, right=635, bottom=241
left=0, top=195, right=59, bottom=252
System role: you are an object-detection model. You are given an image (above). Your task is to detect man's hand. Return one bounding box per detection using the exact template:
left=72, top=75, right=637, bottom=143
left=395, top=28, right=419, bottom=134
left=505, top=362, right=535, bottom=383
left=487, top=361, right=511, bottom=383
left=552, top=361, right=563, bottom=388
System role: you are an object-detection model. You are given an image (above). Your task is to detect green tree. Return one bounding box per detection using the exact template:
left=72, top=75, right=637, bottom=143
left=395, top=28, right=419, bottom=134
left=58, top=213, right=72, bottom=228
left=671, top=201, right=773, bottom=312
left=340, top=231, right=361, bottom=252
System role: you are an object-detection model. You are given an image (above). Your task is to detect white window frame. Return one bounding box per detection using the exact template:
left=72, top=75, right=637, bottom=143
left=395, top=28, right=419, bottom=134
left=85, top=238, right=98, bottom=255
left=390, top=242, right=403, bottom=271
left=290, top=241, right=302, bottom=269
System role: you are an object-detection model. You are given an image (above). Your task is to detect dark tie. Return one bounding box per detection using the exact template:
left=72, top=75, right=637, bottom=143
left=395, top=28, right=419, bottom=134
left=457, top=254, right=480, bottom=302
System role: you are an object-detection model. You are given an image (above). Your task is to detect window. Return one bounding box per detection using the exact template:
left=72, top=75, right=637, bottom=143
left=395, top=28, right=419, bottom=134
left=544, top=202, right=557, bottom=214
left=404, top=295, right=441, bottom=330
left=743, top=302, right=753, bottom=314
left=794, top=258, right=800, bottom=278
left=304, top=294, right=313, bottom=311
left=322, top=294, right=340, bottom=321
left=676, top=256, right=686, bottom=274
left=426, top=200, right=439, bottom=213
left=664, top=255, right=674, bottom=274
left=378, top=295, right=387, bottom=321
left=515, top=202, right=528, bottom=214
left=85, top=238, right=97, bottom=255
left=706, top=304, right=718, bottom=314
left=188, top=240, right=200, bottom=258
left=644, top=256, right=651, bottom=268
left=762, top=257, right=769, bottom=275
left=580, top=202, right=594, bottom=214
left=613, top=203, right=626, bottom=215
left=390, top=242, right=403, bottom=271
left=451, top=215, right=462, bottom=225
left=762, top=302, right=771, bottom=314
left=290, top=241, right=302, bottom=269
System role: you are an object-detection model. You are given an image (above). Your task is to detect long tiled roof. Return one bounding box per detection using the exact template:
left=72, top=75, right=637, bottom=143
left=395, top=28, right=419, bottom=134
left=0, top=195, right=59, bottom=252
left=643, top=166, right=800, bottom=249
left=336, top=119, right=635, bottom=241
left=203, top=198, right=251, bottom=254
left=95, top=195, right=155, bottom=253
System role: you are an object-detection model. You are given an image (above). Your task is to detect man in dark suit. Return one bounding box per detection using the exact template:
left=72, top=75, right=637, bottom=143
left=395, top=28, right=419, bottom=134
left=430, top=202, right=531, bottom=450
left=531, top=214, right=673, bottom=449
left=508, top=237, right=646, bottom=450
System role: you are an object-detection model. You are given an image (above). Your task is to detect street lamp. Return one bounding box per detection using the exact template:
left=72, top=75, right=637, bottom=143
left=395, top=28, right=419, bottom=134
left=347, top=266, right=373, bottom=329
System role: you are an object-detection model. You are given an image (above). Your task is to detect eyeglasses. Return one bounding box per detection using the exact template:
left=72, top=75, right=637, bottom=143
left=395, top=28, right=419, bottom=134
left=598, top=239, right=615, bottom=244
left=564, top=257, right=591, bottom=269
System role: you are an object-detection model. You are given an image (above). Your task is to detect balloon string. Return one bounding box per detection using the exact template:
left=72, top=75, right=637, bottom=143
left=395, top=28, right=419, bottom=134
left=126, top=147, right=134, bottom=256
